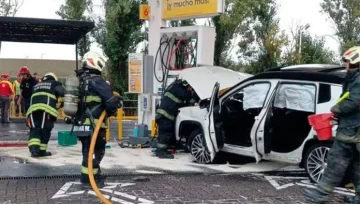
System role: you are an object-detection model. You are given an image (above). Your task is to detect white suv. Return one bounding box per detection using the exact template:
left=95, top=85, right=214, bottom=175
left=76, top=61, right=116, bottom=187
left=176, top=68, right=345, bottom=183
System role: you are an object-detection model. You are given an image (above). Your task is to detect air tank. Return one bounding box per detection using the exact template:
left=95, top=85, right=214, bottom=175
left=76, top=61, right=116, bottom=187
left=63, top=75, right=80, bottom=116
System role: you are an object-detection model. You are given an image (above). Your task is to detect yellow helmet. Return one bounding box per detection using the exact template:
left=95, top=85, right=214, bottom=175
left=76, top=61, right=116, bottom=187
left=43, top=72, right=58, bottom=81
left=343, top=46, right=360, bottom=64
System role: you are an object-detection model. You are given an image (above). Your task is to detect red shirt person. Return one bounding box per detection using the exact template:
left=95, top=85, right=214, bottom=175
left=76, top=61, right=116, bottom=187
left=0, top=73, right=14, bottom=123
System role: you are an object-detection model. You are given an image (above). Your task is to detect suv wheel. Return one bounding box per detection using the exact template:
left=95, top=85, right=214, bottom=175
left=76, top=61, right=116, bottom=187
left=304, top=143, right=332, bottom=183
left=188, top=129, right=212, bottom=164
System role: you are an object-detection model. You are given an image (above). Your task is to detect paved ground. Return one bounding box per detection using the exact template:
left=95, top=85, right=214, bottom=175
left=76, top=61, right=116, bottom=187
left=0, top=172, right=352, bottom=204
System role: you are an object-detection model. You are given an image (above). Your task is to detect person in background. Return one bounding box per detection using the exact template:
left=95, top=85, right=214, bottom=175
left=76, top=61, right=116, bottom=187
left=13, top=73, right=22, bottom=117
left=0, top=73, right=14, bottom=124
left=33, top=73, right=40, bottom=82
left=17, top=66, right=38, bottom=116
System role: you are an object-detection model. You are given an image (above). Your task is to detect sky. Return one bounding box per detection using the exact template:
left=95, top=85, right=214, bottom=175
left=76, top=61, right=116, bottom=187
left=0, top=0, right=340, bottom=60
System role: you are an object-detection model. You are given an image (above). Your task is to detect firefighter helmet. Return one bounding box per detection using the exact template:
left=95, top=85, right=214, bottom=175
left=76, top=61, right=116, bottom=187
left=82, top=51, right=107, bottom=72
left=2, top=73, right=10, bottom=78
left=343, top=46, right=360, bottom=65
left=43, top=72, right=58, bottom=81
left=19, top=66, right=30, bottom=75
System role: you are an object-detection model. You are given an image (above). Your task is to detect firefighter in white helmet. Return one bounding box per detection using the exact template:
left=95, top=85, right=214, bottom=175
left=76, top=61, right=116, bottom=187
left=27, top=72, right=65, bottom=157
left=70, top=51, right=122, bottom=188
left=304, top=46, right=360, bottom=203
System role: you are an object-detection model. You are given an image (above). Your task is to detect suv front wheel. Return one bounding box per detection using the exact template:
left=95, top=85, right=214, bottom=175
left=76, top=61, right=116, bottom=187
left=188, top=129, right=227, bottom=164
left=188, top=129, right=212, bottom=164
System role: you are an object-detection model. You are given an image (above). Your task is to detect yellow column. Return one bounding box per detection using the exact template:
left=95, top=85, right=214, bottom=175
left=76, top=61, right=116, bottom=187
left=117, top=107, right=123, bottom=141
left=106, top=118, right=110, bottom=142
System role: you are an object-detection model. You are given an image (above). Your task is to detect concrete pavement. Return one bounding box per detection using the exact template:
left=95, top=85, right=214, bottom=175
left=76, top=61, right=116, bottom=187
left=0, top=172, right=350, bottom=204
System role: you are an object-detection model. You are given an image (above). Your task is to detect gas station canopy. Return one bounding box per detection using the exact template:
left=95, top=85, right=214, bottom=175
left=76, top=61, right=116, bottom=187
left=0, top=16, right=94, bottom=44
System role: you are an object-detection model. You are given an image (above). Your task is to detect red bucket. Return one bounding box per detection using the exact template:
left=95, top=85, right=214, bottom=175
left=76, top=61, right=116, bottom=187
left=308, top=113, right=334, bottom=141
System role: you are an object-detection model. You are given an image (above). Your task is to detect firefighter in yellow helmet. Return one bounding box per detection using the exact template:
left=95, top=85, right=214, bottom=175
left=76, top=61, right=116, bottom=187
left=27, top=72, right=65, bottom=157
left=304, top=46, right=360, bottom=203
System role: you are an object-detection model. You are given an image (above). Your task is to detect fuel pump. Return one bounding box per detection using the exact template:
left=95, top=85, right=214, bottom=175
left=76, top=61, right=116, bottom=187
left=131, top=25, right=216, bottom=140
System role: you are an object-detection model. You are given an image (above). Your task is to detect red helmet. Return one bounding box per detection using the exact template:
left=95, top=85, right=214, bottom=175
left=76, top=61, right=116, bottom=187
left=19, top=66, right=30, bottom=75
left=1, top=73, right=9, bottom=78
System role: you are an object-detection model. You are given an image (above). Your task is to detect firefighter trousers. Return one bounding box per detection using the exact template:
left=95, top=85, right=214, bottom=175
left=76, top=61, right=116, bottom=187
left=0, top=96, right=10, bottom=123
left=156, top=117, right=176, bottom=149
left=318, top=139, right=360, bottom=194
left=22, top=97, right=31, bottom=116
left=79, top=128, right=107, bottom=184
left=28, top=111, right=55, bottom=154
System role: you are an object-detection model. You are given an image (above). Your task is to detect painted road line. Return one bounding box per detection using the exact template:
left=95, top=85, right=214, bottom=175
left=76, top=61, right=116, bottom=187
left=52, top=181, right=154, bottom=203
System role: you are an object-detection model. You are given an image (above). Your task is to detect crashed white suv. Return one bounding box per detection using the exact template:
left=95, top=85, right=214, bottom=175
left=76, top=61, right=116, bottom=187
left=176, top=68, right=345, bottom=183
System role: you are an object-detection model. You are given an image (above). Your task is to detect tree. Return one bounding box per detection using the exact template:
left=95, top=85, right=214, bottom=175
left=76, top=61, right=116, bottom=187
left=321, top=0, right=360, bottom=53
left=56, top=0, right=92, bottom=57
left=282, top=26, right=336, bottom=65
left=101, top=0, right=145, bottom=94
left=238, top=0, right=288, bottom=73
left=210, top=0, right=260, bottom=66
left=0, top=0, right=23, bottom=16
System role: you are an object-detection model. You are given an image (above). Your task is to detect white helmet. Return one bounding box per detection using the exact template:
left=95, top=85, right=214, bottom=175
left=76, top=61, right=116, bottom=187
left=82, top=51, right=107, bottom=72
left=43, top=72, right=58, bottom=81
left=343, top=46, right=360, bottom=65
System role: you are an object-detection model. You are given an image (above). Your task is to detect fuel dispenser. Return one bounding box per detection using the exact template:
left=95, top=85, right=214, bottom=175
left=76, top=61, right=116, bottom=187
left=129, top=25, right=216, bottom=140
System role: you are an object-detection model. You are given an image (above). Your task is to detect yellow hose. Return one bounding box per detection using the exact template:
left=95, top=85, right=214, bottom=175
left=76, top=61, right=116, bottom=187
left=88, top=111, right=112, bottom=204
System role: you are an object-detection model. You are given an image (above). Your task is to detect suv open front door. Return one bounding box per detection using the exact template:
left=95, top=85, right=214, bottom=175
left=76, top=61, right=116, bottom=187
left=203, top=82, right=224, bottom=162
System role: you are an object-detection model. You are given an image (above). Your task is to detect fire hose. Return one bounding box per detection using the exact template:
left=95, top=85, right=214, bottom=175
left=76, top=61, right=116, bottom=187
left=88, top=110, right=112, bottom=204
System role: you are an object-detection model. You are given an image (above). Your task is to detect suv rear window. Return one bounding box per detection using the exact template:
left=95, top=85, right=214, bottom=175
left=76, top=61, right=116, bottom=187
left=318, top=83, right=331, bottom=104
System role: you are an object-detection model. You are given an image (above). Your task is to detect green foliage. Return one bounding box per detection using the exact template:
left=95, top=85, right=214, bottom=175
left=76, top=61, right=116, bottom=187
left=282, top=31, right=336, bottom=65
left=56, top=0, right=92, bottom=57
left=101, top=0, right=145, bottom=95
left=238, top=0, right=288, bottom=73
left=0, top=0, right=23, bottom=16
left=321, top=0, right=360, bottom=53
left=211, top=0, right=259, bottom=66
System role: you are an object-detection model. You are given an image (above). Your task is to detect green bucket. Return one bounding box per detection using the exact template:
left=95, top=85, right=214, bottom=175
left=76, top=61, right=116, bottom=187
left=58, top=131, right=77, bottom=146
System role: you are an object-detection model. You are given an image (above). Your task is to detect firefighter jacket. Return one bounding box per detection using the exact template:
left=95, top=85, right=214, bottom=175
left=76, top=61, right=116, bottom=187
left=156, top=80, right=194, bottom=121
left=75, top=70, right=120, bottom=129
left=26, top=79, right=65, bottom=118
left=331, top=70, right=360, bottom=137
left=0, top=80, right=14, bottom=97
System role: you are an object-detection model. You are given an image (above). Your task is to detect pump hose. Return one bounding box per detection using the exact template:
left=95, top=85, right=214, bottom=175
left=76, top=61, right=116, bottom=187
left=88, top=111, right=112, bottom=204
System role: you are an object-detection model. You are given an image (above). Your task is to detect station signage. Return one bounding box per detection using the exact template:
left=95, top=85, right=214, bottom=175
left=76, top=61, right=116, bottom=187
left=162, top=0, right=224, bottom=20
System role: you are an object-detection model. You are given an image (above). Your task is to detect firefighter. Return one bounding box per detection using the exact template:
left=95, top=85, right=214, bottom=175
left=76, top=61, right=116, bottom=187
left=27, top=72, right=65, bottom=157
left=155, top=79, right=197, bottom=159
left=72, top=51, right=121, bottom=188
left=0, top=73, right=14, bottom=124
left=13, top=73, right=22, bottom=117
left=304, top=46, right=360, bottom=203
left=18, top=66, right=38, bottom=116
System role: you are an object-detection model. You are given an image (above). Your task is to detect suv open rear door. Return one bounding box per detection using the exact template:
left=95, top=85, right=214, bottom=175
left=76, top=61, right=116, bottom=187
left=203, top=82, right=224, bottom=162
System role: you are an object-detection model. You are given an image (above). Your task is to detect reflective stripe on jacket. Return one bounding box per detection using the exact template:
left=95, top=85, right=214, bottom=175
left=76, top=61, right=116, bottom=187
left=26, top=81, right=61, bottom=118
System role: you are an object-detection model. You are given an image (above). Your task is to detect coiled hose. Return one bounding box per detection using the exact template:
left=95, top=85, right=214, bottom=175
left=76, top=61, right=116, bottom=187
left=88, top=111, right=112, bottom=204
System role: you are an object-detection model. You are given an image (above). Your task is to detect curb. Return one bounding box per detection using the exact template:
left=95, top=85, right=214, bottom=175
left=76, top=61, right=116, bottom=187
left=0, top=141, right=28, bottom=147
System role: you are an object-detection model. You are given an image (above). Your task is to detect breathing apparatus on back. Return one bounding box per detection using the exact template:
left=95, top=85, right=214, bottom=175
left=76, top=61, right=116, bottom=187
left=63, top=51, right=107, bottom=123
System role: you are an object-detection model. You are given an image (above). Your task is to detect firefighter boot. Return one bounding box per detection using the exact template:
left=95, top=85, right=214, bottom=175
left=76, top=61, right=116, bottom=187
left=156, top=148, right=174, bottom=159
left=303, top=188, right=330, bottom=203
left=29, top=146, right=40, bottom=157
left=344, top=194, right=360, bottom=203
left=38, top=150, right=52, bottom=157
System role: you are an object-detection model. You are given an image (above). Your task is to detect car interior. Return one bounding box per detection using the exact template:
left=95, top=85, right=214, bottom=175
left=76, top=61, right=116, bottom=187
left=216, top=82, right=315, bottom=153
left=219, top=83, right=270, bottom=147
left=266, top=84, right=315, bottom=153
